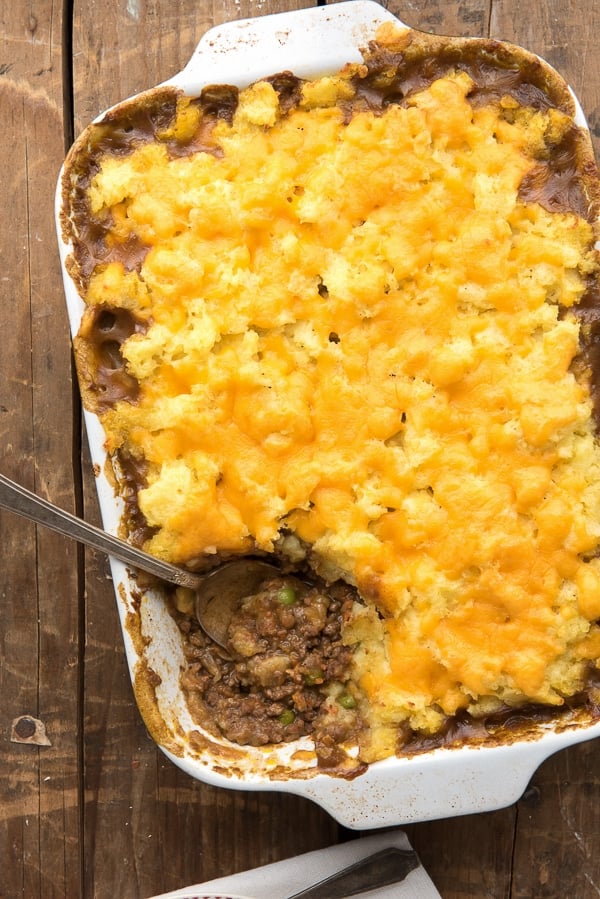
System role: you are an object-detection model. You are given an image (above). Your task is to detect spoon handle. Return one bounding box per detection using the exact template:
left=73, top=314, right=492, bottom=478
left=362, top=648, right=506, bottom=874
left=0, top=472, right=200, bottom=589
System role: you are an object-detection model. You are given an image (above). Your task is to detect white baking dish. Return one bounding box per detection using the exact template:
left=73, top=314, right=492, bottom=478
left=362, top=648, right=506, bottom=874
left=55, top=0, right=600, bottom=828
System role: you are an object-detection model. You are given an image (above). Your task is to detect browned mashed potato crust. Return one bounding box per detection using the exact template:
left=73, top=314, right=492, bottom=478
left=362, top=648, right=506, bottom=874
left=62, top=23, right=600, bottom=763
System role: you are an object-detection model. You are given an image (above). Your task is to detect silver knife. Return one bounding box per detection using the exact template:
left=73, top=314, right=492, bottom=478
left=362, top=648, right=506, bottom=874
left=284, top=846, right=421, bottom=899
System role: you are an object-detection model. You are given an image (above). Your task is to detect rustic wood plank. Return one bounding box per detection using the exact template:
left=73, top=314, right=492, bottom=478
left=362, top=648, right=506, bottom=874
left=0, top=1, right=81, bottom=897
left=511, top=740, right=600, bottom=897
left=70, top=2, right=339, bottom=896
left=389, top=0, right=492, bottom=35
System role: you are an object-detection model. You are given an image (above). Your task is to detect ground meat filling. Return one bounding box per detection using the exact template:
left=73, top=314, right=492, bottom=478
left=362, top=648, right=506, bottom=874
left=175, top=576, right=362, bottom=754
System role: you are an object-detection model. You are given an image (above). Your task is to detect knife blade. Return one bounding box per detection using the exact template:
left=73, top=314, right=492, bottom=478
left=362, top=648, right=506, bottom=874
left=284, top=846, right=421, bottom=899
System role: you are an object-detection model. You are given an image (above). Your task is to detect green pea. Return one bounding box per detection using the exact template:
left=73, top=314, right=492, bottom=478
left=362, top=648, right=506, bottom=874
left=278, top=709, right=296, bottom=726
left=304, top=669, right=324, bottom=686
left=337, top=692, right=357, bottom=710
left=277, top=585, right=297, bottom=606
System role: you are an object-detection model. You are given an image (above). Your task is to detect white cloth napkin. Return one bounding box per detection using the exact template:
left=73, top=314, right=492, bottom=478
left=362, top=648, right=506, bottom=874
left=148, top=829, right=441, bottom=899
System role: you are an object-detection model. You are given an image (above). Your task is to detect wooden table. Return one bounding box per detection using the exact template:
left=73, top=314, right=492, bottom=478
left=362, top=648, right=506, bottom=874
left=2, top=1, right=600, bottom=896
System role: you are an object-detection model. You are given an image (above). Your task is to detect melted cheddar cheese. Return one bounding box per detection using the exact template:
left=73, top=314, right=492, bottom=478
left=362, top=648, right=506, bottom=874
left=72, top=26, right=600, bottom=760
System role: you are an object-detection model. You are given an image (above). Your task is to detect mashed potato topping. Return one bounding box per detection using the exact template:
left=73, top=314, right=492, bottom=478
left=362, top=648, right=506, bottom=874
left=64, top=24, right=600, bottom=761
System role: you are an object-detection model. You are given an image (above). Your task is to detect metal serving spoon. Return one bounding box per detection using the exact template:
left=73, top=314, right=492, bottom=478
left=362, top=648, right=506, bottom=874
left=0, top=472, right=278, bottom=647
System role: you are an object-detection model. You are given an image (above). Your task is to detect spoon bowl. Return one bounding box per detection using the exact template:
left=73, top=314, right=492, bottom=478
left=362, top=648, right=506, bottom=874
left=194, top=559, right=282, bottom=650
left=0, top=472, right=278, bottom=647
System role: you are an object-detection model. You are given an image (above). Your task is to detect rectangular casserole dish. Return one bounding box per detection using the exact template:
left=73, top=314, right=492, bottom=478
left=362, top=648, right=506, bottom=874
left=55, top=0, right=600, bottom=827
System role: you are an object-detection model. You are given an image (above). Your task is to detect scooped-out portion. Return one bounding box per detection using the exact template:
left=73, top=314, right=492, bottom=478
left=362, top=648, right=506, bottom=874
left=172, top=574, right=363, bottom=769
left=62, top=22, right=600, bottom=766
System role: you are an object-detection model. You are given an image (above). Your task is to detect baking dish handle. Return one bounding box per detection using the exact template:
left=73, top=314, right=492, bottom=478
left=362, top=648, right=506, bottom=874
left=169, top=0, right=403, bottom=95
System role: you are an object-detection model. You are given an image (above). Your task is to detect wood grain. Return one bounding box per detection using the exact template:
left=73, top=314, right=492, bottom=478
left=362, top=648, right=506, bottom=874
left=2, top=1, right=600, bottom=896
left=0, top=2, right=81, bottom=897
